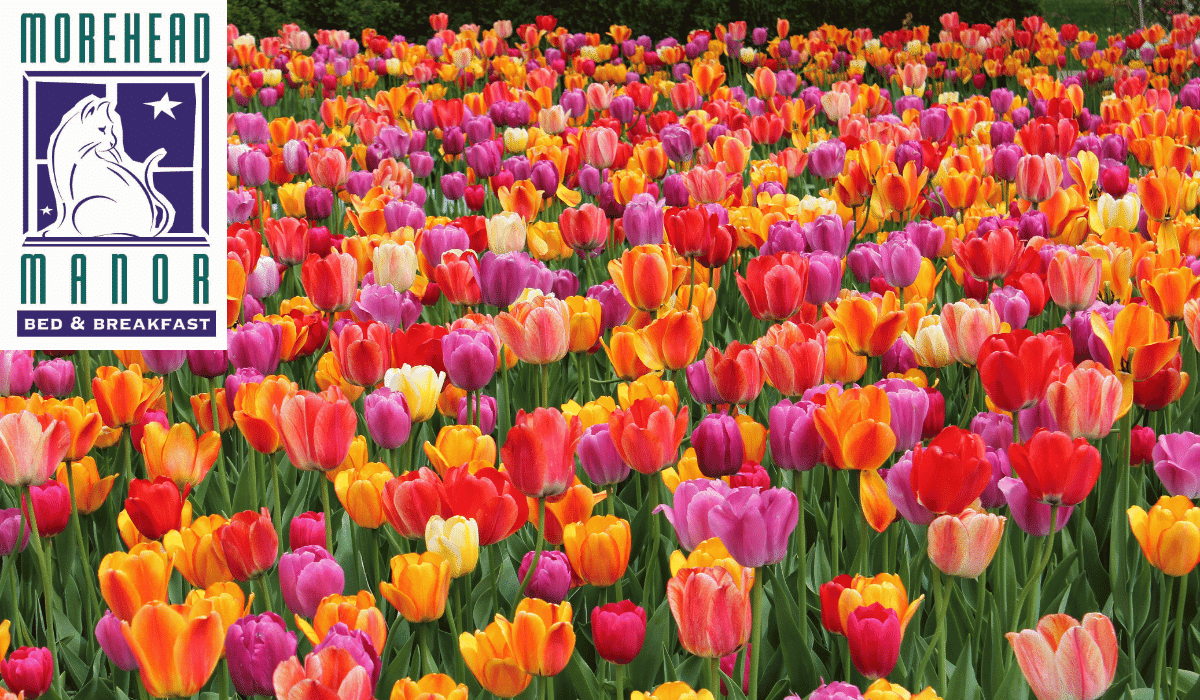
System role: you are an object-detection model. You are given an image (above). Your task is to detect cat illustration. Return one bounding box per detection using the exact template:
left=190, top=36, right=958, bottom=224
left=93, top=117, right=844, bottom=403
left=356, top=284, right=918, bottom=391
left=40, top=95, right=175, bottom=237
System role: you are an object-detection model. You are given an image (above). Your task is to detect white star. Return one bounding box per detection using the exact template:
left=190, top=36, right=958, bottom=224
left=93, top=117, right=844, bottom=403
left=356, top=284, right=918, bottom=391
left=40, top=206, right=51, bottom=215
left=144, top=92, right=182, bottom=119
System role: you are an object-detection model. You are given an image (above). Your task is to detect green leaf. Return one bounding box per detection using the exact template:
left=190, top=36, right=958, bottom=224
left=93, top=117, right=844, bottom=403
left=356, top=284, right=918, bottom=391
left=766, top=565, right=819, bottom=695
left=630, top=598, right=670, bottom=687
left=946, top=644, right=980, bottom=700
left=563, top=650, right=602, bottom=700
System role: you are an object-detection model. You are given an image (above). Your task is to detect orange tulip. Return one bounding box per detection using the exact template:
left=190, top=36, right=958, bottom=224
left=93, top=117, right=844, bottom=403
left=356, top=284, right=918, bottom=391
left=565, top=296, right=603, bottom=353
left=141, top=422, right=221, bottom=491
left=275, top=386, right=359, bottom=472
left=55, top=457, right=115, bottom=515
left=272, top=647, right=373, bottom=700
left=92, top=365, right=164, bottom=428
left=184, top=581, right=252, bottom=640
left=608, top=245, right=690, bottom=312
left=825, top=292, right=907, bottom=357
left=940, top=299, right=1003, bottom=366
left=295, top=591, right=387, bottom=654
left=380, top=552, right=452, bottom=623
left=499, top=598, right=575, bottom=677
left=334, top=462, right=394, bottom=529
left=424, top=425, right=497, bottom=474
left=813, top=386, right=896, bottom=471
left=234, top=376, right=299, bottom=454
left=826, top=573, right=924, bottom=637
left=164, top=514, right=234, bottom=589
left=40, top=398, right=102, bottom=461
left=1091, top=303, right=1181, bottom=381
left=631, top=310, right=703, bottom=372
left=754, top=322, right=826, bottom=397
left=190, top=389, right=234, bottom=433
left=1046, top=361, right=1131, bottom=440
left=120, top=602, right=224, bottom=698
left=459, top=620, right=534, bottom=697
left=495, top=295, right=571, bottom=365
left=608, top=397, right=688, bottom=475
left=98, top=542, right=173, bottom=622
left=666, top=566, right=752, bottom=659
left=1140, top=268, right=1200, bottom=322
left=602, top=326, right=652, bottom=380
left=528, top=480, right=600, bottom=545
left=497, top=180, right=543, bottom=222
left=1047, top=249, right=1102, bottom=313
left=389, top=674, right=469, bottom=700
left=562, top=515, right=631, bottom=587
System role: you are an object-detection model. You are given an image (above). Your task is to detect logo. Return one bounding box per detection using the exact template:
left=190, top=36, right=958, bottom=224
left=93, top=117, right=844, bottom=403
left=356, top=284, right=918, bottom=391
left=2, top=4, right=226, bottom=349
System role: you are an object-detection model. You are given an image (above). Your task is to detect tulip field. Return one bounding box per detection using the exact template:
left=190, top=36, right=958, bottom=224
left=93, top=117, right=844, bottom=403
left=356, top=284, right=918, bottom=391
left=7, top=9, right=1200, bottom=700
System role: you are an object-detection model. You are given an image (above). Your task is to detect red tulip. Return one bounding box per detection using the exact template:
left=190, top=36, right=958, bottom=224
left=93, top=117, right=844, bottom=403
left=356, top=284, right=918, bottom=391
left=846, top=604, right=901, bottom=680
left=442, top=465, right=529, bottom=546
left=977, top=330, right=1071, bottom=412
left=125, top=477, right=189, bottom=541
left=664, top=206, right=721, bottom=260
left=608, top=398, right=688, bottom=476
left=382, top=468, right=450, bottom=539
left=705, top=342, right=764, bottom=406
left=951, top=225, right=1022, bottom=283
left=501, top=408, right=583, bottom=498
left=1007, top=429, right=1101, bottom=506
left=217, top=508, right=279, bottom=581
left=909, top=426, right=990, bottom=515
left=21, top=481, right=71, bottom=538
left=331, top=322, right=392, bottom=388
left=736, top=253, right=810, bottom=321
left=592, top=600, right=646, bottom=665
left=301, top=250, right=357, bottom=313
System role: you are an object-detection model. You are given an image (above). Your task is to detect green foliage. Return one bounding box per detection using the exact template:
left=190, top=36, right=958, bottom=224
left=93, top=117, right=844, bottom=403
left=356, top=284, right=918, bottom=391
left=227, top=0, right=1040, bottom=48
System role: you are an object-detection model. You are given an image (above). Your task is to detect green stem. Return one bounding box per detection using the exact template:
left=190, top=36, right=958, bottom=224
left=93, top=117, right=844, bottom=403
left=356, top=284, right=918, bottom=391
left=1154, top=575, right=1171, bottom=700
left=454, top=584, right=467, bottom=682
left=219, top=659, right=229, bottom=700
left=708, top=657, right=719, bottom=698
left=211, top=377, right=234, bottom=515
left=255, top=574, right=276, bottom=614
left=960, top=367, right=976, bottom=427
left=540, top=362, right=550, bottom=408
left=320, top=475, right=334, bottom=555
left=518, top=498, right=546, bottom=600
left=748, top=568, right=763, bottom=700
left=25, top=484, right=62, bottom=697
left=1009, top=504, right=1059, bottom=631
left=793, top=471, right=807, bottom=650
left=421, top=622, right=437, bottom=675
left=270, top=453, right=284, bottom=557
left=1169, top=572, right=1189, bottom=700
left=615, top=662, right=625, bottom=700
left=64, top=468, right=100, bottom=629
left=934, top=568, right=950, bottom=692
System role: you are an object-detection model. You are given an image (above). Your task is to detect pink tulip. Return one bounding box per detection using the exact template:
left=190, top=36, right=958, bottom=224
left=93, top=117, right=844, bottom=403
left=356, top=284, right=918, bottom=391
left=1007, top=612, right=1117, bottom=700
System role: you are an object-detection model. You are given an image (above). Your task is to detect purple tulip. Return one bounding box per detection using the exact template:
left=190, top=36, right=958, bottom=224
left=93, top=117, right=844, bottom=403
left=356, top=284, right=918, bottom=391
left=577, top=423, right=629, bottom=487
left=762, top=220, right=806, bottom=255
left=769, top=399, right=824, bottom=472
left=807, top=139, right=846, bottom=179
left=457, top=394, right=497, bottom=435
left=352, top=285, right=422, bottom=331
left=685, top=360, right=723, bottom=406
left=691, top=412, right=744, bottom=478
left=363, top=388, right=411, bottom=450
left=409, top=151, right=435, bottom=178
left=278, top=545, right=345, bottom=618
left=228, top=189, right=256, bottom=224
left=655, top=479, right=733, bottom=551
left=999, top=477, right=1074, bottom=536
left=282, top=140, right=309, bottom=175
left=186, top=350, right=228, bottom=379
left=518, top=550, right=572, bottom=604
left=662, top=173, right=689, bottom=207
left=305, top=186, right=333, bottom=220
left=0, top=508, right=29, bottom=555
left=883, top=452, right=936, bottom=525
left=847, top=242, right=883, bottom=283
left=383, top=200, right=426, bottom=233
left=1018, top=399, right=1060, bottom=441
left=804, top=215, right=852, bottom=258
left=95, top=610, right=140, bottom=671
left=141, top=350, right=188, bottom=375
left=225, top=612, right=297, bottom=696
left=227, top=321, right=282, bottom=376
left=245, top=255, right=282, bottom=299
left=993, top=143, right=1022, bottom=181
left=623, top=193, right=665, bottom=245
left=881, top=337, right=917, bottom=376
left=875, top=378, right=929, bottom=453
left=344, top=171, right=374, bottom=199
left=1153, top=432, right=1200, bottom=498
left=806, top=680, right=864, bottom=700
left=990, top=286, right=1030, bottom=330
left=32, top=359, right=75, bottom=398
left=442, top=329, right=499, bottom=392
left=587, top=281, right=632, bottom=332
left=238, top=150, right=270, bottom=187
left=0, top=351, right=33, bottom=397
left=880, top=236, right=921, bottom=289
left=479, top=252, right=535, bottom=308
left=803, top=251, right=842, bottom=306
left=707, top=486, right=798, bottom=568
left=312, top=622, right=381, bottom=688
left=894, top=141, right=924, bottom=173
left=918, top=108, right=950, bottom=141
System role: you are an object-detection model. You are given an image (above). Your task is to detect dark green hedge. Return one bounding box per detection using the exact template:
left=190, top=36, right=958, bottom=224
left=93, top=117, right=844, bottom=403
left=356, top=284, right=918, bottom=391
left=229, top=0, right=1040, bottom=47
